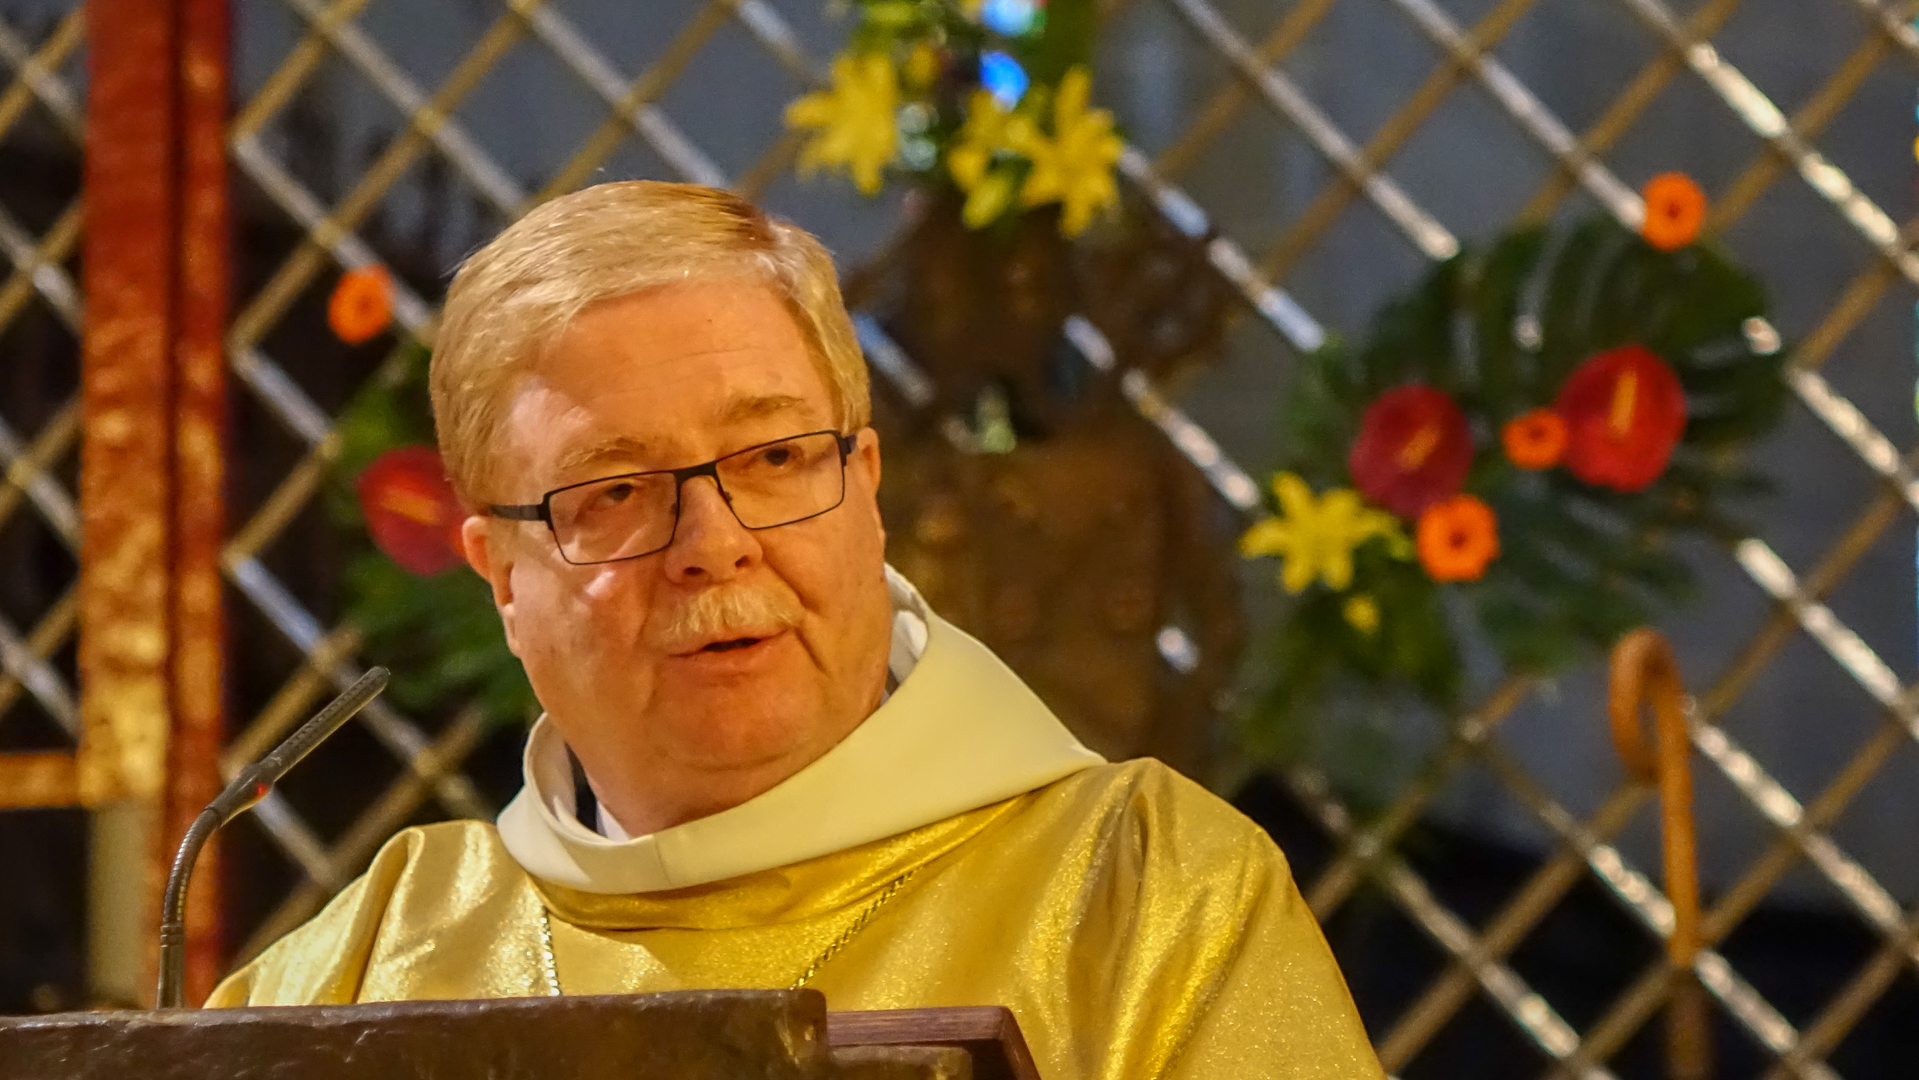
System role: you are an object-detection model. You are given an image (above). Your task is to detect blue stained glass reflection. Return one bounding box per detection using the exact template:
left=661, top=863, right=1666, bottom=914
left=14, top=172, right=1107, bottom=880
left=980, top=51, right=1029, bottom=108
left=982, top=0, right=1039, bottom=36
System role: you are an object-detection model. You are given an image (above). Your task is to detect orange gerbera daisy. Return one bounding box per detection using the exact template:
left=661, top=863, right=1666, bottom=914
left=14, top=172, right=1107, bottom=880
left=1416, top=494, right=1499, bottom=583
left=1502, top=408, right=1568, bottom=470
left=1640, top=172, right=1706, bottom=252
left=329, top=264, right=395, bottom=345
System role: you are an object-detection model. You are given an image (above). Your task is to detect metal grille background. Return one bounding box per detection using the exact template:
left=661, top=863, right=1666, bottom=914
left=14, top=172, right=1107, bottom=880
left=0, top=3, right=83, bottom=803
left=213, top=1, right=1918, bottom=1077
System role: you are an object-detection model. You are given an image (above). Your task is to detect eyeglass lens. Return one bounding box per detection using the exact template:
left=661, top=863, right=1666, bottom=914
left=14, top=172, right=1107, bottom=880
left=546, top=431, right=848, bottom=565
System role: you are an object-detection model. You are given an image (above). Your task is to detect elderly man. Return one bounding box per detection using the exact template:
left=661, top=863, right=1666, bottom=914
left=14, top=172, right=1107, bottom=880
left=211, top=182, right=1385, bottom=1080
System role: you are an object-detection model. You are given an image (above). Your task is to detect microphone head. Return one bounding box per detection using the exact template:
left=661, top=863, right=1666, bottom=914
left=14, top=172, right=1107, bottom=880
left=209, top=666, right=391, bottom=822
left=257, top=666, right=390, bottom=783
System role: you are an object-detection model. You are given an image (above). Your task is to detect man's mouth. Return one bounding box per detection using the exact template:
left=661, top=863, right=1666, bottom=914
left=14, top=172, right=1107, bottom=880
left=700, top=637, right=763, bottom=653
left=669, top=629, right=787, bottom=658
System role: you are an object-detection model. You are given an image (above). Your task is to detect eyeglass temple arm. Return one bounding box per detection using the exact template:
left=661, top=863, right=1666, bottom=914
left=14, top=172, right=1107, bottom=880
left=487, top=503, right=546, bottom=522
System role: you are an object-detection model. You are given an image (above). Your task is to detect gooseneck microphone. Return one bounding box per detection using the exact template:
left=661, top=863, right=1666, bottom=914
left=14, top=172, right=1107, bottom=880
left=156, top=666, right=390, bottom=1008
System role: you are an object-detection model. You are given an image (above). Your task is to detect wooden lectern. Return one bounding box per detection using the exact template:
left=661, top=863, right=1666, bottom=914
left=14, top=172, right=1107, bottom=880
left=0, top=990, right=1042, bottom=1080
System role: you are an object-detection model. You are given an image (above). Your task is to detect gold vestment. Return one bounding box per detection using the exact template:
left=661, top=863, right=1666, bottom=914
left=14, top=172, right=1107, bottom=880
left=213, top=572, right=1384, bottom=1079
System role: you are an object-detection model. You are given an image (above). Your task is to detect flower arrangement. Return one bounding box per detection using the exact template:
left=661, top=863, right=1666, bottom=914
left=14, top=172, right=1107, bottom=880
left=1241, top=178, right=1789, bottom=753
left=785, top=0, right=1121, bottom=236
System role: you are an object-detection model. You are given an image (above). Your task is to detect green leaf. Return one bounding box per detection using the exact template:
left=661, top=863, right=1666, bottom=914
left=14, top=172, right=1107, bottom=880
left=341, top=554, right=536, bottom=726
left=1536, top=217, right=1613, bottom=385
left=1469, top=227, right=1547, bottom=412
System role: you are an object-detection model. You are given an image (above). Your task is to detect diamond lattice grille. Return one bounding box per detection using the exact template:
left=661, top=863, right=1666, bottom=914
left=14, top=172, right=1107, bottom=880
left=219, top=0, right=1918, bottom=1075
left=0, top=3, right=84, bottom=787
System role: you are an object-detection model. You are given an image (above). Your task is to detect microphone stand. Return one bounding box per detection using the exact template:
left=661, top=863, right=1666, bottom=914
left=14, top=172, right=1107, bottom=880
left=155, top=666, right=390, bottom=1009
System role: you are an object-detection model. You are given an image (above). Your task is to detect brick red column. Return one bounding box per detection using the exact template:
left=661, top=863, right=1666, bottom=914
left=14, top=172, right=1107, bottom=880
left=80, top=0, right=230, bottom=1006
left=170, top=0, right=232, bottom=1007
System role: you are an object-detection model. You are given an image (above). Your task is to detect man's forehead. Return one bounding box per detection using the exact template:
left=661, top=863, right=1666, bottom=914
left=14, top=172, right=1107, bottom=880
left=492, top=281, right=838, bottom=487
left=536, top=284, right=826, bottom=399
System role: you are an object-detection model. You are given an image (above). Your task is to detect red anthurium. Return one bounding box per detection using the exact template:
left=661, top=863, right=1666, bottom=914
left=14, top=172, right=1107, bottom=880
left=1555, top=345, right=1687, bottom=493
left=357, top=446, right=467, bottom=575
left=1348, top=384, right=1474, bottom=518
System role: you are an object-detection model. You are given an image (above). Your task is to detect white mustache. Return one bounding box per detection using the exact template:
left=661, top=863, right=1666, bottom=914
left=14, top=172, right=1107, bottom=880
left=652, top=583, right=803, bottom=654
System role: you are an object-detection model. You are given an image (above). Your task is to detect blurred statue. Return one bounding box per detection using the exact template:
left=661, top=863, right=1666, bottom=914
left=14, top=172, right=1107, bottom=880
left=872, top=195, right=1245, bottom=775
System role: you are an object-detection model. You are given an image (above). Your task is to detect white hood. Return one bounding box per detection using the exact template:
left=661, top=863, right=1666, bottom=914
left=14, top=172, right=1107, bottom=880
left=495, top=567, right=1104, bottom=894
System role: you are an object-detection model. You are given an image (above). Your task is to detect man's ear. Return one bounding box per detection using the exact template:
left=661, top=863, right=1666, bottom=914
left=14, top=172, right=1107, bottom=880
left=854, top=426, right=885, bottom=539
left=461, top=515, right=513, bottom=608
left=855, top=425, right=881, bottom=490
left=461, top=514, right=524, bottom=655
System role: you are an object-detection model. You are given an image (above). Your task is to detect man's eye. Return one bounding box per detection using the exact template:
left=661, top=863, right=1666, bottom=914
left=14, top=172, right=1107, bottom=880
left=592, top=483, right=635, bottom=508
left=759, top=447, right=795, bottom=467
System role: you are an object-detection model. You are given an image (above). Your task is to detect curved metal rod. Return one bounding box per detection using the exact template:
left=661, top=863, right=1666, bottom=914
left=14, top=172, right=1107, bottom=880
left=1608, top=628, right=1710, bottom=1080
left=156, top=667, right=389, bottom=1007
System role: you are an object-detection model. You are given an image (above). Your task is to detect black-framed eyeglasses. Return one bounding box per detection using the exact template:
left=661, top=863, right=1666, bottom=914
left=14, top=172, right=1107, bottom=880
left=487, top=430, right=860, bottom=566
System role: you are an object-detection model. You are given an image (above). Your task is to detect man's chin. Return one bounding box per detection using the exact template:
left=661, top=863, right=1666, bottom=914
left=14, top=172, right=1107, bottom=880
left=651, top=673, right=832, bottom=771
left=665, top=709, right=827, bottom=777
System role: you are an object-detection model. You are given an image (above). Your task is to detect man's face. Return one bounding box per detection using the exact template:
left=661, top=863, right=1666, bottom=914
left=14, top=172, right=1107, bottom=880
left=462, top=279, right=892, bottom=827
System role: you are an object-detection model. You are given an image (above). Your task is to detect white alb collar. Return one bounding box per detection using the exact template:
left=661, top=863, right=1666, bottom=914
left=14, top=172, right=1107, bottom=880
left=495, top=566, right=1102, bottom=894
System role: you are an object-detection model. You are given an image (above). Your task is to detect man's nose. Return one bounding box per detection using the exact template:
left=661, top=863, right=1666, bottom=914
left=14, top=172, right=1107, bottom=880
left=661, top=475, right=760, bottom=583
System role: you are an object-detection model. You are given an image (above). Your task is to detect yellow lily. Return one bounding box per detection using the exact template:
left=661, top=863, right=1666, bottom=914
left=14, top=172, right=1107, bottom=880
left=1240, top=473, right=1407, bottom=594
left=1018, top=66, right=1123, bottom=236
left=786, top=54, right=900, bottom=196
left=1342, top=595, right=1382, bottom=636
left=947, top=89, right=1039, bottom=227
left=948, top=90, right=1014, bottom=191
